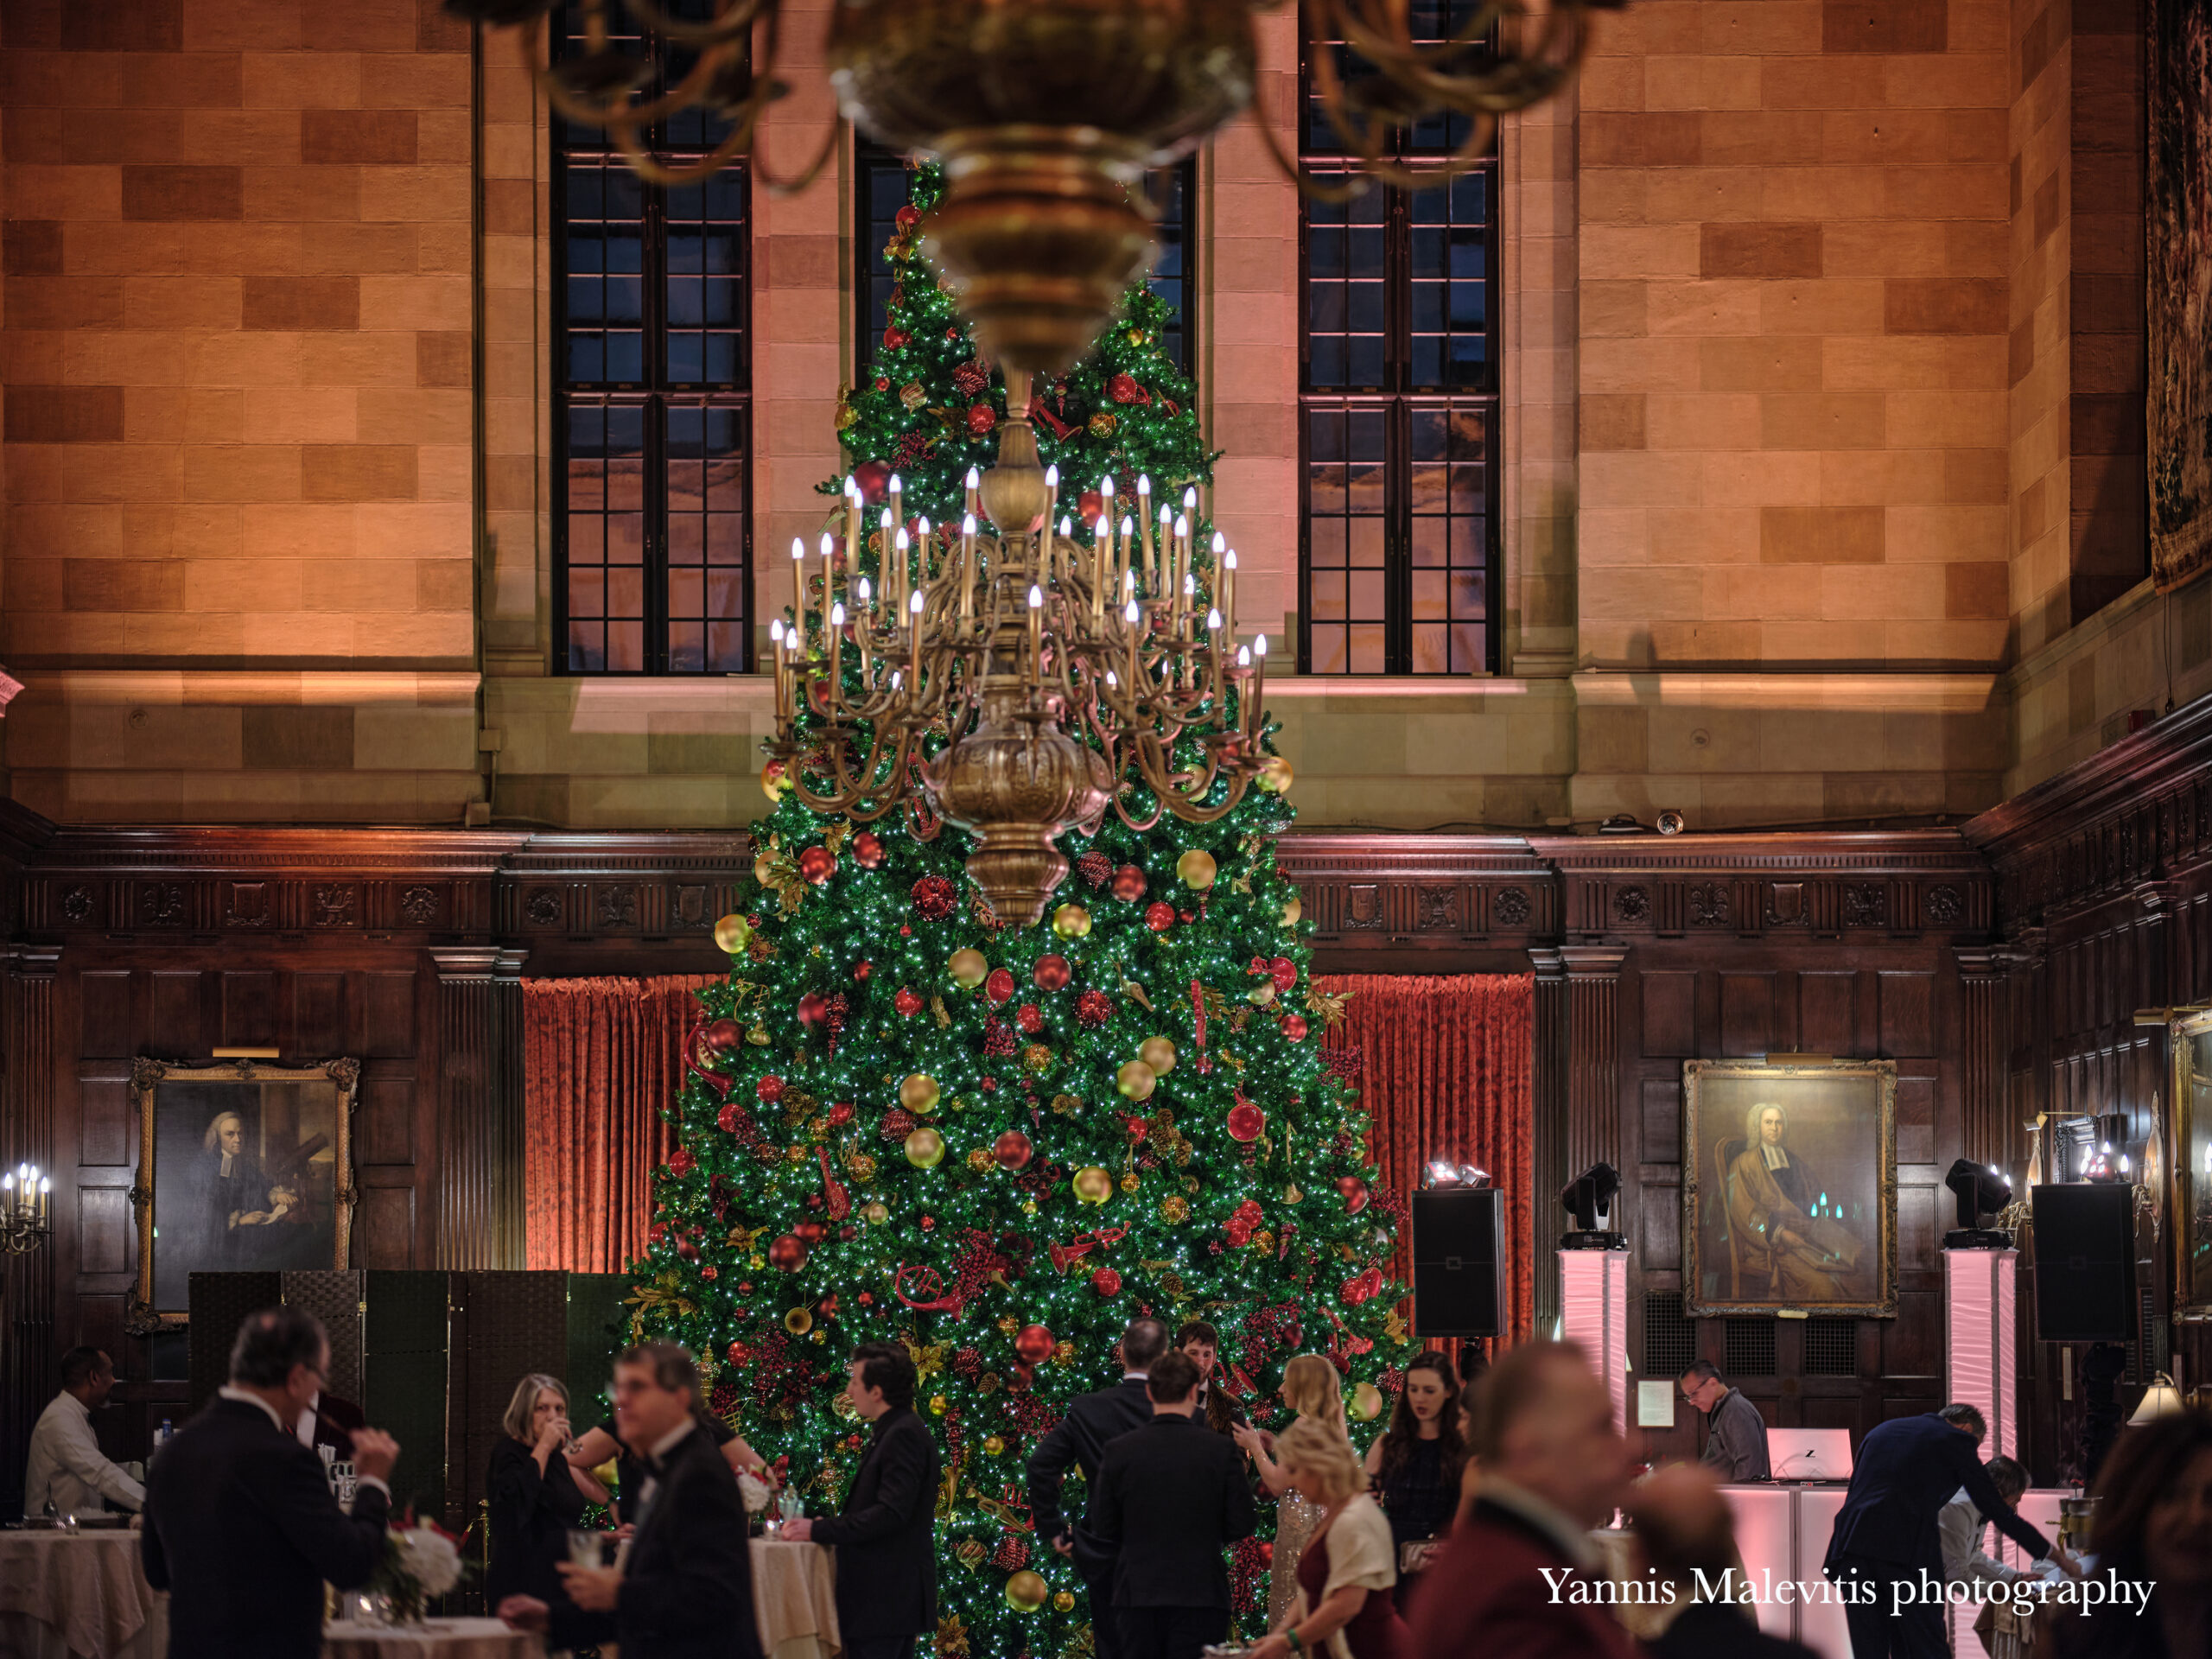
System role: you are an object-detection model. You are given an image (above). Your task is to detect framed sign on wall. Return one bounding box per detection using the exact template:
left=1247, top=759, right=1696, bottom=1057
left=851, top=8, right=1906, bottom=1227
left=1683, top=1058, right=1898, bottom=1319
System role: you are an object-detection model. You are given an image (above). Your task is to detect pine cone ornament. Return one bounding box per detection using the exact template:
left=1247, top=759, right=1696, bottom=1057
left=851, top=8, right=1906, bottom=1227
left=1077, top=850, right=1113, bottom=889
left=881, top=1107, right=917, bottom=1141
left=952, top=360, right=989, bottom=397
left=993, top=1535, right=1028, bottom=1572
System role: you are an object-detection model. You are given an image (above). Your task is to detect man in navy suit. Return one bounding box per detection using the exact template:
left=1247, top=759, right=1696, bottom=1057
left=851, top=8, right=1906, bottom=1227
left=1026, top=1318, right=1173, bottom=1659
left=1823, top=1403, right=2062, bottom=1659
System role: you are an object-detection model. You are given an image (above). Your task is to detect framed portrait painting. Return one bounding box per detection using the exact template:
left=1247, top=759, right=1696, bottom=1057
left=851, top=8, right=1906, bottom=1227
left=1683, top=1059, right=1897, bottom=1319
left=130, top=1058, right=359, bottom=1319
left=2171, top=1012, right=2212, bottom=1315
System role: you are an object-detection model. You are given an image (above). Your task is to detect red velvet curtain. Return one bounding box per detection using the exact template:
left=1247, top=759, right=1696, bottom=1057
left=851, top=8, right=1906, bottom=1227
left=1314, top=973, right=1536, bottom=1346
left=521, top=976, right=722, bottom=1272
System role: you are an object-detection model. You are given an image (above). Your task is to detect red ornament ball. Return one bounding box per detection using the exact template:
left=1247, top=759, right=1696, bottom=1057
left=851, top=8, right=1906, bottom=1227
left=1092, top=1267, right=1122, bottom=1297
left=727, top=1340, right=752, bottom=1366
left=767, top=1233, right=808, bottom=1271
left=757, top=1075, right=785, bottom=1104
left=882, top=324, right=911, bottom=352
left=1144, top=901, right=1176, bottom=932
left=716, top=1101, right=746, bottom=1134
left=701, top=1264, right=718, bottom=1281
left=1281, top=1014, right=1310, bottom=1042
left=1016, top=1002, right=1045, bottom=1034
left=676, top=1237, right=699, bottom=1262
left=1268, top=957, right=1299, bottom=994
left=1227, top=1102, right=1267, bottom=1142
left=795, top=1220, right=824, bottom=1243
left=912, top=875, right=957, bottom=919
left=1033, top=955, right=1071, bottom=993
left=993, top=1129, right=1034, bottom=1170
left=1077, top=489, right=1105, bottom=524
left=853, top=460, right=891, bottom=502
left=798, top=846, right=836, bottom=885
left=827, top=1102, right=855, bottom=1128
left=984, top=967, right=1017, bottom=1006
left=668, top=1147, right=695, bottom=1178
left=1108, top=372, right=1148, bottom=405
left=894, top=987, right=925, bottom=1018
left=798, top=993, right=831, bottom=1027
left=1076, top=989, right=1114, bottom=1028
left=853, top=962, right=872, bottom=982
left=1111, top=864, right=1148, bottom=903
left=1014, top=1324, right=1055, bottom=1365
left=894, top=204, right=919, bottom=232
left=852, top=832, right=887, bottom=869
left=702, top=1017, right=742, bottom=1056
left=965, top=404, right=998, bottom=436
left=873, top=376, right=890, bottom=392
left=1338, top=1175, right=1370, bottom=1215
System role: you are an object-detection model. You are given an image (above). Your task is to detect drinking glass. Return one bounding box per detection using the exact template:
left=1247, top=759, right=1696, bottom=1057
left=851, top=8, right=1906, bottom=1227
left=568, top=1529, right=605, bottom=1570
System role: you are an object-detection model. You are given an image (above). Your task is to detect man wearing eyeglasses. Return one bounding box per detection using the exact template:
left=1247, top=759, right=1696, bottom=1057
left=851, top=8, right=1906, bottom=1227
left=143, top=1306, right=401, bottom=1659
left=1677, top=1363, right=1770, bottom=1482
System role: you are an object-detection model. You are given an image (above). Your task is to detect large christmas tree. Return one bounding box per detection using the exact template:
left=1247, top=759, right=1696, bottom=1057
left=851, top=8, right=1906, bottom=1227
left=620, top=161, right=1408, bottom=1659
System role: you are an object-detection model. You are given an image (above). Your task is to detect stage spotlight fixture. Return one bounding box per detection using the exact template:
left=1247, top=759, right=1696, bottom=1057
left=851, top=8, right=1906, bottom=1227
left=1560, top=1162, right=1624, bottom=1249
left=1943, top=1156, right=2013, bottom=1248
left=1425, top=1161, right=1494, bottom=1189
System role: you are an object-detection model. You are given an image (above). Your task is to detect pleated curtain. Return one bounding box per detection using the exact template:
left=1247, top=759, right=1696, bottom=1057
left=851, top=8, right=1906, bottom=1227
left=521, top=976, right=722, bottom=1272
left=1313, top=972, right=1537, bottom=1345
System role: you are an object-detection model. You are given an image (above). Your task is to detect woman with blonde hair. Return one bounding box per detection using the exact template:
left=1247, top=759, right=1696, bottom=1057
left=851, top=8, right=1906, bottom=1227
left=1236, top=1356, right=1350, bottom=1625
left=1248, top=1416, right=1406, bottom=1659
left=486, top=1373, right=608, bottom=1610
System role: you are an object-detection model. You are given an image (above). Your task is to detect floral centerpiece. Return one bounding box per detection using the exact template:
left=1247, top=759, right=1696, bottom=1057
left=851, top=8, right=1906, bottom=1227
left=368, top=1510, right=467, bottom=1624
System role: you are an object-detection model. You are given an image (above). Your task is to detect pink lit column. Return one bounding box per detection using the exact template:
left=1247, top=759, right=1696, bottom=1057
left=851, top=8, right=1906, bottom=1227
left=1945, top=1247, right=2018, bottom=1658
left=1560, top=1247, right=1630, bottom=1435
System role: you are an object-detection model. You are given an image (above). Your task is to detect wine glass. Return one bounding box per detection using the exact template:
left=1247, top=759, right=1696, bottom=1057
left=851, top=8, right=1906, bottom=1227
left=568, top=1529, right=604, bottom=1570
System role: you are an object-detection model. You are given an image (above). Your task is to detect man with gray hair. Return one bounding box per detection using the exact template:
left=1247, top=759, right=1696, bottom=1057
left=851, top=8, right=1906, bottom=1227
left=1678, top=1361, right=1770, bottom=1482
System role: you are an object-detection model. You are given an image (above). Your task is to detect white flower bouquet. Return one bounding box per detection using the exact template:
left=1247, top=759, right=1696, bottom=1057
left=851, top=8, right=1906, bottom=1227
left=369, top=1511, right=467, bottom=1624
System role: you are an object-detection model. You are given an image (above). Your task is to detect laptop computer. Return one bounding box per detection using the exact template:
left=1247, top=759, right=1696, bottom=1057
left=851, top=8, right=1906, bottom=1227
left=1766, top=1427, right=1853, bottom=1481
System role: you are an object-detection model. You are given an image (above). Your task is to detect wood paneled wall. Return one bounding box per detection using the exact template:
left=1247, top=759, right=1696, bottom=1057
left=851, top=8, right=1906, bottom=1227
left=2, top=732, right=2209, bottom=1505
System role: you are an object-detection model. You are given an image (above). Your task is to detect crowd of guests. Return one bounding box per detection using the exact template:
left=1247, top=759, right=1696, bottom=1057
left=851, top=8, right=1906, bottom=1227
left=20, top=1306, right=2212, bottom=1659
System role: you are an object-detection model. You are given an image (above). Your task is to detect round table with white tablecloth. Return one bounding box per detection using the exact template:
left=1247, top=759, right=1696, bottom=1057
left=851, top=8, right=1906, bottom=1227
left=751, top=1536, right=840, bottom=1659
left=0, top=1529, right=167, bottom=1659
left=323, top=1615, right=544, bottom=1658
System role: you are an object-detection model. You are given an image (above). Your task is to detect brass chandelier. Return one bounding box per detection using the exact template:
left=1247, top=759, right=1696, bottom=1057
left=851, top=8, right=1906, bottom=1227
left=765, top=372, right=1271, bottom=925
left=461, top=0, right=1611, bottom=371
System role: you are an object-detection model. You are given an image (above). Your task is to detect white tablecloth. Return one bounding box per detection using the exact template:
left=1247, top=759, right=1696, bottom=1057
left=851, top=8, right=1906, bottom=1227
left=323, top=1616, right=543, bottom=1658
left=751, top=1538, right=839, bottom=1659
left=0, top=1531, right=165, bottom=1659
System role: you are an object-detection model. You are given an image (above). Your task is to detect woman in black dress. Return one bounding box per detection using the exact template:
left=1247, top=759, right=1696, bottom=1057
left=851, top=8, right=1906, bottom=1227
left=1362, top=1351, right=1462, bottom=1609
left=486, top=1374, right=607, bottom=1609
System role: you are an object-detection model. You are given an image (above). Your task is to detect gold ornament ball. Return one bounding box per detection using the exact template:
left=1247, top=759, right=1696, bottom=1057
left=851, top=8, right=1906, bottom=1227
left=785, top=1307, right=813, bottom=1335
left=850, top=1154, right=878, bottom=1183
left=1351, top=1381, right=1385, bottom=1421
left=983, top=1435, right=1005, bottom=1457
left=1005, top=1570, right=1049, bottom=1611
left=863, top=1201, right=889, bottom=1225
left=1071, top=1166, right=1115, bottom=1205
left=1248, top=983, right=1278, bottom=1007
left=1087, top=411, right=1117, bottom=438
left=810, top=1329, right=827, bottom=1344
left=1116, top=1059, right=1158, bottom=1101
left=1051, top=1093, right=1082, bottom=1116
left=1021, top=1042, right=1055, bottom=1077
left=1175, top=849, right=1217, bottom=890
left=947, top=948, right=989, bottom=989
left=714, top=913, right=753, bottom=954
left=1256, top=755, right=1294, bottom=794
left=1160, top=1195, right=1191, bottom=1224
left=900, top=382, right=927, bottom=410
left=1052, top=902, right=1092, bottom=939
left=1053, top=1591, right=1077, bottom=1613
left=931, top=1395, right=949, bottom=1416
left=1119, top=1171, right=1141, bottom=1194
left=1137, top=1036, right=1177, bottom=1076
left=904, top=1126, right=946, bottom=1169
left=753, top=852, right=781, bottom=887
left=761, top=760, right=791, bottom=803
left=966, top=1147, right=995, bottom=1173
left=1281, top=893, right=1304, bottom=927
left=900, top=1072, right=942, bottom=1114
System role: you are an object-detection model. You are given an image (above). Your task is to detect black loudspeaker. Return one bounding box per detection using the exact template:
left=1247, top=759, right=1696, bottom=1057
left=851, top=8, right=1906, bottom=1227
left=1412, top=1187, right=1503, bottom=1338
left=2031, top=1185, right=2137, bottom=1342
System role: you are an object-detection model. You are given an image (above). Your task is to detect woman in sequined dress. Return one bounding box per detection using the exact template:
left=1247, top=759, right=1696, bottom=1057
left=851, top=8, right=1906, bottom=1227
left=1236, top=1354, right=1351, bottom=1628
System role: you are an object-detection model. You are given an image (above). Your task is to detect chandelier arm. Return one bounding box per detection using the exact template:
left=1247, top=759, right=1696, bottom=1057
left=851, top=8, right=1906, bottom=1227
left=613, top=0, right=765, bottom=48
left=536, top=19, right=739, bottom=132
left=605, top=106, right=756, bottom=188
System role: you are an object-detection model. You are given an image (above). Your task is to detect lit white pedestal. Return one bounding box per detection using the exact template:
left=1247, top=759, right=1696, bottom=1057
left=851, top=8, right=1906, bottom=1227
left=1559, top=1247, right=1630, bottom=1433
left=1946, top=1248, right=2019, bottom=1656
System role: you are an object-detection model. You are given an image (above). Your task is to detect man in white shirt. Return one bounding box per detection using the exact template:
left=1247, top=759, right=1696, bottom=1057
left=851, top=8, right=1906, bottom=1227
left=1938, top=1455, right=2069, bottom=1590
left=23, top=1346, right=143, bottom=1519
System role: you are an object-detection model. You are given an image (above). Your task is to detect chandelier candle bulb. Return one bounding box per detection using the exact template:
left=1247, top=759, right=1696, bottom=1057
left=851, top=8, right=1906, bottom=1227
left=829, top=601, right=845, bottom=683
left=791, top=537, right=806, bottom=633
left=1118, top=516, right=1134, bottom=591
left=845, top=477, right=862, bottom=578
left=888, top=474, right=903, bottom=547
left=962, top=516, right=977, bottom=618
left=908, top=587, right=923, bottom=655
left=965, top=466, right=981, bottom=518
left=1223, top=549, right=1237, bottom=636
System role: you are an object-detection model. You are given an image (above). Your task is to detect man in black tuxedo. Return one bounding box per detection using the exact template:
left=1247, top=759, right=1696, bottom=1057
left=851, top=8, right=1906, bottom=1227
left=499, top=1340, right=761, bottom=1659
left=142, top=1306, right=401, bottom=1659
left=1027, top=1319, right=1173, bottom=1659
left=1089, top=1349, right=1258, bottom=1659
left=1823, top=1403, right=2063, bottom=1659
left=785, top=1342, right=941, bottom=1659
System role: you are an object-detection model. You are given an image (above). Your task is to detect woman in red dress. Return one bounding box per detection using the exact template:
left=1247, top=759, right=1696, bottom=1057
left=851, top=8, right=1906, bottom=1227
left=1248, top=1417, right=1407, bottom=1659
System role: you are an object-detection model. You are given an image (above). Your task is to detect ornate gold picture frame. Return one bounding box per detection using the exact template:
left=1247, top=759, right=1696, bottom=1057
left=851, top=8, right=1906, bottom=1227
left=130, top=1058, right=359, bottom=1320
left=2169, top=1011, right=2212, bottom=1316
left=1683, top=1058, right=1898, bottom=1319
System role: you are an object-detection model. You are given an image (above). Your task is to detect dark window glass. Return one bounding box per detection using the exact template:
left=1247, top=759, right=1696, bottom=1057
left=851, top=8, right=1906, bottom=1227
left=855, top=146, right=1198, bottom=375
left=554, top=4, right=750, bottom=675
left=1298, top=7, right=1497, bottom=677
